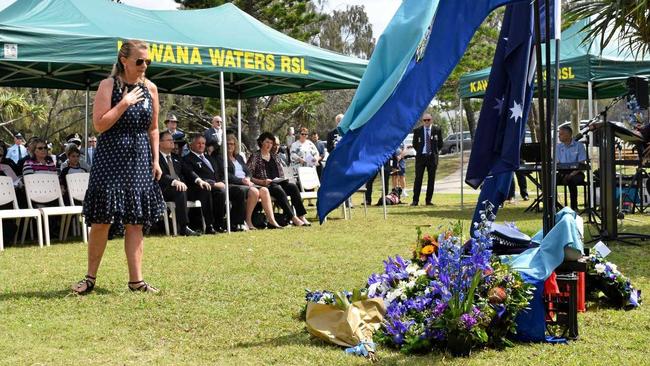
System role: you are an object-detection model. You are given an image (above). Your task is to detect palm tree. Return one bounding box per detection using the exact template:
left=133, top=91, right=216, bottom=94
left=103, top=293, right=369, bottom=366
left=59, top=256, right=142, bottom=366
left=568, top=0, right=650, bottom=58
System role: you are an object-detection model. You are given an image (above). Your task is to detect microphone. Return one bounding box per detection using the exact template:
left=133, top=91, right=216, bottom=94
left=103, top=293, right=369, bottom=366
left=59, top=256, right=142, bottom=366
left=574, top=121, right=603, bottom=141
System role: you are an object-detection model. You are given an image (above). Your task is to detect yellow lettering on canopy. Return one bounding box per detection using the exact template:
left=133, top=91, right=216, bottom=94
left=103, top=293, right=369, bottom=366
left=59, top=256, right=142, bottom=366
left=266, top=54, right=275, bottom=71
left=244, top=52, right=255, bottom=69
left=280, top=56, right=291, bottom=73
left=291, top=57, right=302, bottom=73
left=176, top=46, right=189, bottom=64
left=208, top=48, right=226, bottom=66
left=470, top=82, right=477, bottom=93
left=162, top=44, right=176, bottom=63
left=232, top=50, right=244, bottom=68
left=300, top=58, right=309, bottom=75
left=254, top=53, right=265, bottom=70
left=224, top=50, right=237, bottom=68
left=568, top=67, right=575, bottom=79
left=150, top=43, right=164, bottom=62
left=190, top=47, right=202, bottom=65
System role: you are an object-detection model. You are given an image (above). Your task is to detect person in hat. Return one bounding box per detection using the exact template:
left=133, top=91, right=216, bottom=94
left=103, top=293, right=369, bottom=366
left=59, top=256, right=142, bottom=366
left=57, top=133, right=83, bottom=167
left=6, top=132, right=27, bottom=164
left=165, top=113, right=185, bottom=141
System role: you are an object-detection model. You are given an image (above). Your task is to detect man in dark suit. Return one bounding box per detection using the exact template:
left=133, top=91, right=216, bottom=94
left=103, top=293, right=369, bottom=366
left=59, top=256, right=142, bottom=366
left=183, top=134, right=245, bottom=233
left=411, top=113, right=443, bottom=206
left=158, top=131, right=200, bottom=236
left=203, top=115, right=223, bottom=149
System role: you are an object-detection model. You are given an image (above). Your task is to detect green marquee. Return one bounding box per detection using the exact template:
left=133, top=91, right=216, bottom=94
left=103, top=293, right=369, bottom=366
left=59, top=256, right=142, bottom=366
left=0, top=0, right=367, bottom=98
left=459, top=20, right=650, bottom=100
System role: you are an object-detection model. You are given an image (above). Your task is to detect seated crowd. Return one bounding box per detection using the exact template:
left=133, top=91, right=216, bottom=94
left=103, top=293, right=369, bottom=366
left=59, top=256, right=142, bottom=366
left=0, top=122, right=316, bottom=243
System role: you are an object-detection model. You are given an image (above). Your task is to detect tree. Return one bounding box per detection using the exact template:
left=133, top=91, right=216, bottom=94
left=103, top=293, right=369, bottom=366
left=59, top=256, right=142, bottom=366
left=568, top=0, right=650, bottom=58
left=0, top=90, right=47, bottom=141
left=314, top=5, right=375, bottom=59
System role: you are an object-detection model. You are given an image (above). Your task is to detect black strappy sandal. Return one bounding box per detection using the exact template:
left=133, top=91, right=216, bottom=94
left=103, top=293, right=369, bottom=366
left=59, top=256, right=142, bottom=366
left=128, top=280, right=160, bottom=293
left=71, top=275, right=96, bottom=295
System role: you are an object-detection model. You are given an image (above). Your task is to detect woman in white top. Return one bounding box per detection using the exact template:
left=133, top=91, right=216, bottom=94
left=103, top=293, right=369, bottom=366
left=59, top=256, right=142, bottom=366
left=290, top=127, right=320, bottom=168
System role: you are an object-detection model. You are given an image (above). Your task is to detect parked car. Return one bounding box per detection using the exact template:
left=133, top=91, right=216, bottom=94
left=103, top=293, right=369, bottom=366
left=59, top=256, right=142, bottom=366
left=441, top=132, right=472, bottom=155
left=402, top=133, right=416, bottom=158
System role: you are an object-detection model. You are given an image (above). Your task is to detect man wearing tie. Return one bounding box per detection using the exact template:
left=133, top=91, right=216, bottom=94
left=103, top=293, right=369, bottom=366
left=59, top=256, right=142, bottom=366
left=411, top=113, right=443, bottom=206
left=86, top=135, right=97, bottom=167
left=183, top=134, right=245, bottom=233
left=158, top=131, right=200, bottom=236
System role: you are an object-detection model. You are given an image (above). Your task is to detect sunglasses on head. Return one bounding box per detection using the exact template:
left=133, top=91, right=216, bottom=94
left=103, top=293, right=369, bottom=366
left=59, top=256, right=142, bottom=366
left=135, top=58, right=152, bottom=66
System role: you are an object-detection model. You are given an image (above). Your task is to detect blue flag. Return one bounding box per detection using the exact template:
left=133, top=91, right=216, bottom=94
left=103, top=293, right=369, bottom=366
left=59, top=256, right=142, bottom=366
left=317, top=0, right=527, bottom=222
left=538, top=0, right=561, bottom=41
left=467, top=2, right=536, bottom=227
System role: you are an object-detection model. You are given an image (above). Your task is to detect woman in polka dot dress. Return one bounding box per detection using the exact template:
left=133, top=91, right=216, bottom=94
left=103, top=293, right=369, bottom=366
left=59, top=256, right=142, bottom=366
left=72, top=40, right=165, bottom=294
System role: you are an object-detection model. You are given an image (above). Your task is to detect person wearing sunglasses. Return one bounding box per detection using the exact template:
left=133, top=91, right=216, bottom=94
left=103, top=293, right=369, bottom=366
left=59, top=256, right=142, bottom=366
left=289, top=127, right=320, bottom=169
left=72, top=39, right=165, bottom=295
left=411, top=113, right=443, bottom=206
left=22, top=138, right=57, bottom=176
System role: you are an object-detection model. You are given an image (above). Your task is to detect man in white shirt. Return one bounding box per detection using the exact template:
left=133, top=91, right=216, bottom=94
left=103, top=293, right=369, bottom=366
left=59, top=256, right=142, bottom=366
left=6, top=133, right=27, bottom=164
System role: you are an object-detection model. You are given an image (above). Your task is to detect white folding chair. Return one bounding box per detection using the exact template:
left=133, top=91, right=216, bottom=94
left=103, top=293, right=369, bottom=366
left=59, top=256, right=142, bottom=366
left=65, top=173, right=89, bottom=243
left=0, top=176, right=43, bottom=250
left=24, top=174, right=85, bottom=246
left=164, top=200, right=205, bottom=236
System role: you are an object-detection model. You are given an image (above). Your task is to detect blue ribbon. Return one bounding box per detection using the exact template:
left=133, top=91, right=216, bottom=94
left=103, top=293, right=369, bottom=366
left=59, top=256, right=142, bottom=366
left=345, top=341, right=376, bottom=357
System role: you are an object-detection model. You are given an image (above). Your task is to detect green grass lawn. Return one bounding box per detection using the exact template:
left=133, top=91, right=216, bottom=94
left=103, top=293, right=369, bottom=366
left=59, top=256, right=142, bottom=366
left=1, top=195, right=649, bottom=365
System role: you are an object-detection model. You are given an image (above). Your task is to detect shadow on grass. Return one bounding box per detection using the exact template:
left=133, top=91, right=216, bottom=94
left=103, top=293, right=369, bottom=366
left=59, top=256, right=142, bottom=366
left=231, top=330, right=312, bottom=349
left=0, top=287, right=113, bottom=301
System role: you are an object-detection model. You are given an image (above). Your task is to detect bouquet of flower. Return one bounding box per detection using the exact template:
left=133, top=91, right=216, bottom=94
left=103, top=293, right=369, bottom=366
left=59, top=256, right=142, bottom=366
left=368, top=212, right=534, bottom=356
left=586, top=254, right=641, bottom=308
left=303, top=288, right=386, bottom=360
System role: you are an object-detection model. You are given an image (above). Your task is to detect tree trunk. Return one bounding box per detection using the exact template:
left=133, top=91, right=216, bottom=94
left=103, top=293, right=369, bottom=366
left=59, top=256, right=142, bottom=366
left=462, top=99, right=476, bottom=139
left=245, top=98, right=260, bottom=150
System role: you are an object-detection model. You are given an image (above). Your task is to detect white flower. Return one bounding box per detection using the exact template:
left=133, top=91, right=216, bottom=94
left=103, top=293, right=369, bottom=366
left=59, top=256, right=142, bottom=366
left=424, top=288, right=431, bottom=295
left=608, top=263, right=618, bottom=272
left=594, top=263, right=606, bottom=274
left=406, top=263, right=419, bottom=274
left=414, top=269, right=427, bottom=277
left=397, top=281, right=407, bottom=289
left=406, top=280, right=416, bottom=289
left=400, top=294, right=408, bottom=301
left=385, top=288, right=404, bottom=304
left=368, top=282, right=380, bottom=297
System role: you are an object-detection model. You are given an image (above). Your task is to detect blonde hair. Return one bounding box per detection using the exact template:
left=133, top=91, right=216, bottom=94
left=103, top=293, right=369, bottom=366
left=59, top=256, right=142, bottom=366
left=110, top=39, right=148, bottom=89
left=227, top=134, right=239, bottom=157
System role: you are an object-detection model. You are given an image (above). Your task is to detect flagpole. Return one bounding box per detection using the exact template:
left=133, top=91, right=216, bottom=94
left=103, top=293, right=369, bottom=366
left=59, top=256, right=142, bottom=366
left=459, top=97, right=464, bottom=211
left=533, top=0, right=553, bottom=235
left=545, top=0, right=557, bottom=225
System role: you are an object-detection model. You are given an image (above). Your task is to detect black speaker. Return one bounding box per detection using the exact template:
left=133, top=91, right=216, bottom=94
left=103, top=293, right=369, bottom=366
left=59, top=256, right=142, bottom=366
left=627, top=76, right=649, bottom=109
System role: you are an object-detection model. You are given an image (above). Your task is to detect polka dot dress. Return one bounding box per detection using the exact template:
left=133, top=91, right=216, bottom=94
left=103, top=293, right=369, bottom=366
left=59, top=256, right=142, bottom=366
left=82, top=77, right=165, bottom=229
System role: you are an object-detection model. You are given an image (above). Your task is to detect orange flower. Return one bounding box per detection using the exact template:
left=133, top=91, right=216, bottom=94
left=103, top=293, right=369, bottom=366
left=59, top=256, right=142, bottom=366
left=421, top=245, right=435, bottom=255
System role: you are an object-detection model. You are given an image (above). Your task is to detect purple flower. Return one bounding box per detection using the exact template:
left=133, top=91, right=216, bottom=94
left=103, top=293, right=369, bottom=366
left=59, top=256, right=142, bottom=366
left=460, top=313, right=477, bottom=330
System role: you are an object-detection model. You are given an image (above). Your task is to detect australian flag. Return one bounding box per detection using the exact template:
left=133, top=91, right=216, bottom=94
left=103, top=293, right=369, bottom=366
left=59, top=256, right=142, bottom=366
left=317, top=0, right=528, bottom=222
left=466, top=2, right=536, bottom=226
